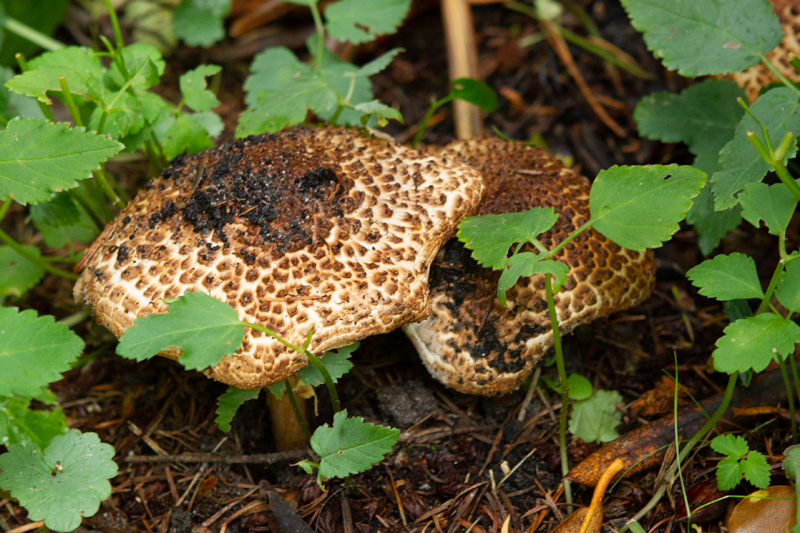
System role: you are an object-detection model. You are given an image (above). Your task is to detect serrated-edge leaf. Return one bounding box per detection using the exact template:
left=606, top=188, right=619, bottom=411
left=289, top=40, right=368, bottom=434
left=741, top=450, right=771, bottom=489
left=325, top=0, right=411, bottom=44
left=776, top=259, right=800, bottom=313
left=0, top=119, right=124, bottom=205
left=713, top=313, right=800, bottom=374
left=215, top=387, right=259, bottom=432
left=686, top=253, right=763, bottom=301
left=297, top=343, right=358, bottom=388
left=716, top=455, right=743, bottom=490
left=711, top=434, right=749, bottom=458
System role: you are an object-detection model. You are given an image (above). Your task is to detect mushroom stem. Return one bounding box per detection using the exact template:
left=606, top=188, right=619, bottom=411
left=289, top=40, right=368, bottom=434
left=267, top=376, right=310, bottom=451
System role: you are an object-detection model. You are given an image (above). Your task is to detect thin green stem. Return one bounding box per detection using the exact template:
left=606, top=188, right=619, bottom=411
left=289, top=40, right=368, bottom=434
left=778, top=354, right=798, bottom=444
left=329, top=105, right=345, bottom=127
left=304, top=349, right=341, bottom=413
left=771, top=158, right=800, bottom=202
left=673, top=362, right=692, bottom=526
left=0, top=195, right=12, bottom=221
left=3, top=16, right=64, bottom=51
left=103, top=0, right=125, bottom=51
left=756, top=261, right=785, bottom=315
left=545, top=273, right=572, bottom=508
left=242, top=322, right=305, bottom=353
left=0, top=115, right=7, bottom=128
left=790, top=351, right=800, bottom=422
left=58, top=77, right=83, bottom=128
left=762, top=56, right=800, bottom=97
left=283, top=380, right=312, bottom=441
left=544, top=220, right=593, bottom=261
left=95, top=169, right=125, bottom=210
left=412, top=96, right=451, bottom=149
left=308, top=2, right=326, bottom=70
left=68, top=189, right=104, bottom=232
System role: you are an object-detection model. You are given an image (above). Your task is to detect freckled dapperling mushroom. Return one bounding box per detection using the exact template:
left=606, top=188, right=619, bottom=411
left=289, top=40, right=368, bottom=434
left=74, top=127, right=485, bottom=389
left=403, top=138, right=656, bottom=396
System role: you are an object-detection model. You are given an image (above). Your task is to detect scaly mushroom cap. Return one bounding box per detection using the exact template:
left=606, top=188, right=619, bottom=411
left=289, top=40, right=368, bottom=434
left=403, top=138, right=655, bottom=396
left=75, top=128, right=485, bottom=389
left=732, top=0, right=800, bottom=101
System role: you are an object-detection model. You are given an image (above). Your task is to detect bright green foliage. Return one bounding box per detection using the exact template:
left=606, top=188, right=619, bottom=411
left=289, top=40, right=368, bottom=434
left=311, top=409, right=400, bottom=482
left=173, top=0, right=231, bottom=48
left=29, top=192, right=97, bottom=248
left=589, top=164, right=707, bottom=251
left=739, top=181, right=798, bottom=235
left=782, top=444, right=800, bottom=481
left=269, top=343, right=359, bottom=399
left=0, top=430, right=117, bottom=532
left=457, top=207, right=558, bottom=270
left=117, top=291, right=245, bottom=371
left=0, top=66, right=43, bottom=120
left=0, top=119, right=124, bottom=205
left=620, top=0, right=783, bottom=77
left=0, top=307, right=84, bottom=398
left=0, top=0, right=68, bottom=66
left=497, top=254, right=568, bottom=308
left=776, top=259, right=800, bottom=313
left=6, top=47, right=104, bottom=103
left=712, top=434, right=771, bottom=490
left=179, top=65, right=221, bottom=112
left=569, top=389, right=623, bottom=443
left=162, top=113, right=216, bottom=160
left=448, top=77, right=498, bottom=112
left=566, top=373, right=593, bottom=401
left=686, top=253, right=764, bottom=301
left=215, top=387, right=259, bottom=432
left=0, top=396, right=68, bottom=451
left=0, top=246, right=44, bottom=297
left=634, top=80, right=745, bottom=254
left=713, top=314, right=800, bottom=374
left=713, top=88, right=800, bottom=210
left=325, top=0, right=411, bottom=44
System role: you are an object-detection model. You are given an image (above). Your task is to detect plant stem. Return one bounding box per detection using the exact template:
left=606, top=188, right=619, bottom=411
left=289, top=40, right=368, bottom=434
left=103, top=0, right=125, bottom=51
left=69, top=189, right=104, bottom=232
left=673, top=362, right=692, bottom=526
left=761, top=55, right=800, bottom=97
left=95, top=169, right=126, bottom=210
left=15, top=53, right=55, bottom=122
left=756, top=261, right=785, bottom=315
left=412, top=96, right=451, bottom=149
left=544, top=220, right=593, bottom=261
left=308, top=2, right=326, bottom=70
left=778, top=354, right=798, bottom=444
left=283, top=380, right=312, bottom=441
left=545, top=272, right=572, bottom=509
left=304, top=350, right=341, bottom=413
left=3, top=16, right=64, bottom=51
left=58, top=77, right=83, bottom=128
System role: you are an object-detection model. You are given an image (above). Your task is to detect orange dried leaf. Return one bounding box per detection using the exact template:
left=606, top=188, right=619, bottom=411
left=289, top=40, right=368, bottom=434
left=727, top=485, right=796, bottom=533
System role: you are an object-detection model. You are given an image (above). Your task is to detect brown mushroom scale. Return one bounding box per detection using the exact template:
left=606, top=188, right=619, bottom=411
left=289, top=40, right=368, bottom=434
left=75, top=128, right=485, bottom=389
left=403, top=138, right=655, bottom=396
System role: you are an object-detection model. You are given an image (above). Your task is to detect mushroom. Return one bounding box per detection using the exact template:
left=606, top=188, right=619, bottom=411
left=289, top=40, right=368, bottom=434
left=75, top=127, right=485, bottom=390
left=404, top=138, right=655, bottom=395
left=732, top=0, right=800, bottom=101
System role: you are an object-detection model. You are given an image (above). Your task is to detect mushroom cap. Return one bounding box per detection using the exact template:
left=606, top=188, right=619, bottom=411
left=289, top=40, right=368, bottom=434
left=75, top=127, right=485, bottom=389
left=732, top=0, right=800, bottom=101
left=403, top=138, right=655, bottom=396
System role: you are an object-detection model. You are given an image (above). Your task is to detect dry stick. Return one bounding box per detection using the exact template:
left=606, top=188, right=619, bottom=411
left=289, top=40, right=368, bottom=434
left=441, top=0, right=483, bottom=139
left=124, top=450, right=306, bottom=464
left=539, top=18, right=626, bottom=137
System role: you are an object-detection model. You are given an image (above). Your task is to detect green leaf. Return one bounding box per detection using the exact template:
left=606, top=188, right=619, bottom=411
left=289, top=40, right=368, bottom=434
left=712, top=88, right=800, bottom=210
left=0, top=0, right=67, bottom=67
left=107, top=43, right=165, bottom=90
left=634, top=80, right=745, bottom=157
left=589, top=164, right=707, bottom=251
left=243, top=47, right=307, bottom=107
left=567, top=374, right=592, bottom=401
left=88, top=91, right=146, bottom=140
left=215, top=387, right=259, bottom=432
left=238, top=74, right=333, bottom=136
left=173, top=0, right=231, bottom=48
left=497, top=253, right=568, bottom=308
left=569, top=389, right=623, bottom=443
left=357, top=48, right=404, bottom=77
left=782, top=444, right=800, bottom=482
left=0, top=245, right=44, bottom=297
left=0, top=395, right=68, bottom=451
left=0, top=66, right=43, bottom=120
left=192, top=111, right=224, bottom=138
left=457, top=207, right=558, bottom=270
left=739, top=181, right=798, bottom=236
left=0, top=119, right=124, bottom=205
left=713, top=313, right=800, bottom=374
left=298, top=343, right=358, bottom=388
left=741, top=450, right=771, bottom=489
left=776, top=260, right=800, bottom=313
left=716, top=455, right=743, bottom=490
left=686, top=253, right=763, bottom=301
left=325, top=0, right=411, bottom=44
left=711, top=433, right=749, bottom=458
left=117, top=291, right=245, bottom=371
left=0, top=307, right=84, bottom=398
left=180, top=64, right=221, bottom=112
left=620, top=0, right=783, bottom=77
left=353, top=100, right=402, bottom=126
left=29, top=191, right=98, bottom=248
left=0, top=430, right=117, bottom=532
left=311, top=410, right=400, bottom=481
left=723, top=299, right=753, bottom=322
left=6, top=47, right=104, bottom=104
left=685, top=183, right=742, bottom=256
left=162, top=113, right=214, bottom=160
left=449, top=78, right=498, bottom=112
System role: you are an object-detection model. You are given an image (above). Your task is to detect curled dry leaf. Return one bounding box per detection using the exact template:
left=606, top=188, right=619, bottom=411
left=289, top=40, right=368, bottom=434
left=548, top=506, right=602, bottom=533
left=727, top=485, right=796, bottom=533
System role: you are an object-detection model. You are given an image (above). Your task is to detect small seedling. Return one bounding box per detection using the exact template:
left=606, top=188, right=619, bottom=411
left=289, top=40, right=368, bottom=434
left=711, top=434, right=770, bottom=491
